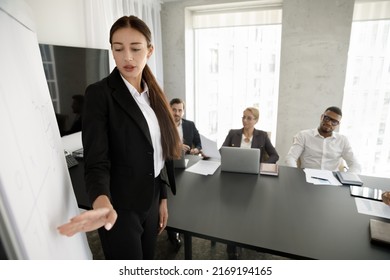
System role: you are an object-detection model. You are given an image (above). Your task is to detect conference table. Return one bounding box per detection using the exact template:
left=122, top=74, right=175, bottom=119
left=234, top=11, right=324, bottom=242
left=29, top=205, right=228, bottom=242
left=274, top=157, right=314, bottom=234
left=69, top=157, right=390, bottom=260
left=166, top=156, right=390, bottom=260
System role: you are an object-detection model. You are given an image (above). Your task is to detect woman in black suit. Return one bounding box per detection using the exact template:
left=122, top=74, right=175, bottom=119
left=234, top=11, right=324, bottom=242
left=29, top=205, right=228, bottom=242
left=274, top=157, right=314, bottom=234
left=222, top=107, right=279, bottom=163
left=222, top=107, right=279, bottom=259
left=58, top=16, right=181, bottom=260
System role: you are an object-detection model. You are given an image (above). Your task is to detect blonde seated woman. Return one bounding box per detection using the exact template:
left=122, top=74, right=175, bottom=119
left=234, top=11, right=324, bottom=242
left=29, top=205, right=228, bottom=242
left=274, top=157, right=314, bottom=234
left=222, top=107, right=279, bottom=163
left=221, top=107, right=279, bottom=259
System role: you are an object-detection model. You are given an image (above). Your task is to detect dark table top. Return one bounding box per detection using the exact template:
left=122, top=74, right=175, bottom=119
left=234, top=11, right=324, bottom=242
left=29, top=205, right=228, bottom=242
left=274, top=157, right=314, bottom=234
left=167, top=157, right=390, bottom=260
left=69, top=157, right=390, bottom=259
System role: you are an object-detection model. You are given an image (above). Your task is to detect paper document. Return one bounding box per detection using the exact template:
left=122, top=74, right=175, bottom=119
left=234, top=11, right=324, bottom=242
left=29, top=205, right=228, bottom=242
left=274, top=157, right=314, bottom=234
left=200, top=134, right=221, bottom=159
left=185, top=160, right=221, bottom=175
left=354, top=197, right=390, bottom=219
left=303, top=168, right=342, bottom=186
left=61, top=131, right=82, bottom=152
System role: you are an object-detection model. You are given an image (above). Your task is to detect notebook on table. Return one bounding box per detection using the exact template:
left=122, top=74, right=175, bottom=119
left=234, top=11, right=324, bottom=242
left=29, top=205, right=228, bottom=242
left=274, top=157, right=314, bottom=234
left=335, top=171, right=363, bottom=186
left=260, top=163, right=279, bottom=176
left=220, top=146, right=260, bottom=175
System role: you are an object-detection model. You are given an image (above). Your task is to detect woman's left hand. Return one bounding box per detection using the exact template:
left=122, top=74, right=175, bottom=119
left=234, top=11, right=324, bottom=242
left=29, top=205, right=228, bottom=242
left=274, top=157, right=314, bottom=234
left=382, top=192, right=390, bottom=206
left=158, top=198, right=168, bottom=234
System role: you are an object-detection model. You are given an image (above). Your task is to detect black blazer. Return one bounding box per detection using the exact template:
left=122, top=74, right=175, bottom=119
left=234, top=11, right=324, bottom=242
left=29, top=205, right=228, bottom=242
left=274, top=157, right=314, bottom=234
left=82, top=68, right=176, bottom=212
left=222, top=128, right=279, bottom=163
left=182, top=119, right=202, bottom=151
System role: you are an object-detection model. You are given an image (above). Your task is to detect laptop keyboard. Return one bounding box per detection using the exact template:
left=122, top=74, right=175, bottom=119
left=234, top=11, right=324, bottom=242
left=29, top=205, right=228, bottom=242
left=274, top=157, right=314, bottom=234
left=65, top=154, right=79, bottom=168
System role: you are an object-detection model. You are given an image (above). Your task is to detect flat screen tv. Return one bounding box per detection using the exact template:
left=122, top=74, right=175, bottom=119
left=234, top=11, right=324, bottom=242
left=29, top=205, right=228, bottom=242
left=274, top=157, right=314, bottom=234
left=39, top=44, right=109, bottom=136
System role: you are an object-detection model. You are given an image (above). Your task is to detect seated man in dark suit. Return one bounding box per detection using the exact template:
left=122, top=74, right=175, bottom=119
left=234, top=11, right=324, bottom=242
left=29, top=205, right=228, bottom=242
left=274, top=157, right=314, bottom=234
left=170, top=98, right=202, bottom=155
left=167, top=98, right=202, bottom=251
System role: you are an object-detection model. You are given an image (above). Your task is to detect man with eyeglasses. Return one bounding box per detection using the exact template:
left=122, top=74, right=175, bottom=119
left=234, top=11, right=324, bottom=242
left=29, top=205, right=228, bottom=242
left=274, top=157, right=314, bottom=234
left=285, top=106, right=361, bottom=173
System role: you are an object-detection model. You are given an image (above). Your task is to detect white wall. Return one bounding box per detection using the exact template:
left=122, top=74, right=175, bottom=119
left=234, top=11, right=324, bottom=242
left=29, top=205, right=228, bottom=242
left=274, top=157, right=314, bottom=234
left=161, top=0, right=355, bottom=164
left=25, top=0, right=86, bottom=47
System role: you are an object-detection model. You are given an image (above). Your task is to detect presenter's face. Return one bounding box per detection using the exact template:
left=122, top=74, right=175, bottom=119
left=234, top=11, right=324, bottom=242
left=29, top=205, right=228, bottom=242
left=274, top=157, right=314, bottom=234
left=111, top=27, right=154, bottom=89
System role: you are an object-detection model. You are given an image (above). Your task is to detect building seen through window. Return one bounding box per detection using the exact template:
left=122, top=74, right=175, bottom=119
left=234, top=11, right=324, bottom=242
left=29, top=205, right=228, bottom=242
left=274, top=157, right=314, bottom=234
left=341, top=19, right=390, bottom=177
left=194, top=24, right=281, bottom=146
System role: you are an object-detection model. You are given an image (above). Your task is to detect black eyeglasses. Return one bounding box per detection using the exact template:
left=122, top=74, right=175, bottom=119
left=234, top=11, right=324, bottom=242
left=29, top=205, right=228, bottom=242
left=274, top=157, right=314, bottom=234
left=242, top=116, right=255, bottom=121
left=322, top=115, right=340, bottom=126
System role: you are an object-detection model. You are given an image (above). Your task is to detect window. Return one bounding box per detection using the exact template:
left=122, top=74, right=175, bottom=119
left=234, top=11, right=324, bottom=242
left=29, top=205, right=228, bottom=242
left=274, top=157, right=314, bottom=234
left=39, top=44, right=60, bottom=112
left=187, top=1, right=282, bottom=146
left=341, top=1, right=390, bottom=177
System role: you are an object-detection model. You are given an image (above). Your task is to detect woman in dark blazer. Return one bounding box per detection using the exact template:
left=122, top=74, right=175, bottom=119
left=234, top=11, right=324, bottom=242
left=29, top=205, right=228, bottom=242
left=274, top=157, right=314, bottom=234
left=222, top=107, right=279, bottom=163
left=58, top=16, right=181, bottom=260
left=222, top=107, right=279, bottom=259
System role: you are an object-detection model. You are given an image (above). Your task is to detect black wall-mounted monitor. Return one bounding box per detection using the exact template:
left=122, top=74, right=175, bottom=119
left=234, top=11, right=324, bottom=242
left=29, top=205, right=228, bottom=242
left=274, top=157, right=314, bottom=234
left=39, top=44, right=110, bottom=136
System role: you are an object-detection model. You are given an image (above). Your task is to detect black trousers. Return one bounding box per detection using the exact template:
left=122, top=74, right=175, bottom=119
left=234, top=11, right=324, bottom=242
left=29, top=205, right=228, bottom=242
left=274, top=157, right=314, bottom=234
left=98, top=176, right=161, bottom=260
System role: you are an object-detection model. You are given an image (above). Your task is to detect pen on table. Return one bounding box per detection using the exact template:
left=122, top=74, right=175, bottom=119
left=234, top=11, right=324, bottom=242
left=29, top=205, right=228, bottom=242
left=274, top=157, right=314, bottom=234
left=311, top=176, right=329, bottom=182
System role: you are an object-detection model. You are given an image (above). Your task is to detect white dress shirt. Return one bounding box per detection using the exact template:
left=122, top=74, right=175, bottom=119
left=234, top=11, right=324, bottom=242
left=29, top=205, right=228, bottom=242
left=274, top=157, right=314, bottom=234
left=121, top=76, right=164, bottom=178
left=285, top=128, right=361, bottom=173
left=176, top=119, right=184, bottom=142
left=240, top=134, right=252, bottom=148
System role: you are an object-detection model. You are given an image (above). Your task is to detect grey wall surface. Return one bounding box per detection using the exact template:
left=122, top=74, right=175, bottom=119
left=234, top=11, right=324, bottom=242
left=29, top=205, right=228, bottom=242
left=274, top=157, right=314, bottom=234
left=276, top=0, right=354, bottom=162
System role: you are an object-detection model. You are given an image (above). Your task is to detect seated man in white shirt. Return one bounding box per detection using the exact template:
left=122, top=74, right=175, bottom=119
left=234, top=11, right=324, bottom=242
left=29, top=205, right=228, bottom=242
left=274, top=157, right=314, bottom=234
left=285, top=106, right=361, bottom=173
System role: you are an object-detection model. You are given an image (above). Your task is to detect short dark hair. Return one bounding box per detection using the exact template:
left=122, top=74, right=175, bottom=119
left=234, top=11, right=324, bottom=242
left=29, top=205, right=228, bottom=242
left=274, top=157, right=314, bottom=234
left=170, top=98, right=185, bottom=109
left=325, top=106, right=342, bottom=117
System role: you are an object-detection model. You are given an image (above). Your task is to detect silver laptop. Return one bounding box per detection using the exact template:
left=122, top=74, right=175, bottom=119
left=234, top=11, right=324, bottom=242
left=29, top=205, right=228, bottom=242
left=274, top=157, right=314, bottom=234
left=220, top=146, right=261, bottom=174
left=173, top=151, right=188, bottom=168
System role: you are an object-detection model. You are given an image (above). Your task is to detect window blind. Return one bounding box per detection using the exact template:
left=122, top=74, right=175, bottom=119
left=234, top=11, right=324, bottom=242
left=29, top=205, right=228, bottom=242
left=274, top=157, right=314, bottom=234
left=353, top=0, right=390, bottom=21
left=189, top=0, right=282, bottom=29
